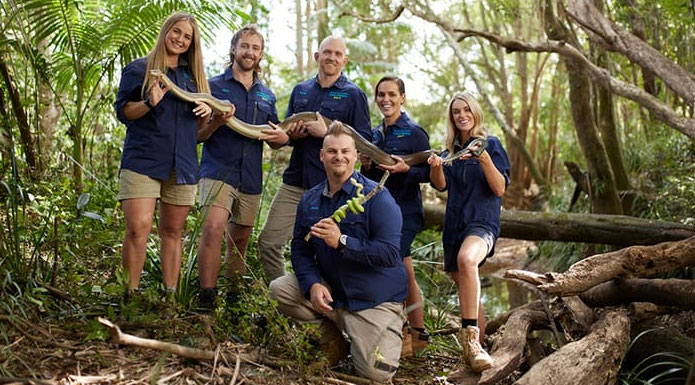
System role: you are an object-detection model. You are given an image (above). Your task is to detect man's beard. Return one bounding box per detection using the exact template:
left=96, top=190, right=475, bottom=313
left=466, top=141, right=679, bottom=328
left=235, top=56, right=258, bottom=71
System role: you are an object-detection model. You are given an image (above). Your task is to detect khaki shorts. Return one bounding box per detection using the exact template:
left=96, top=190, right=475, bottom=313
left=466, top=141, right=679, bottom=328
left=118, top=169, right=195, bottom=206
left=198, top=178, right=261, bottom=226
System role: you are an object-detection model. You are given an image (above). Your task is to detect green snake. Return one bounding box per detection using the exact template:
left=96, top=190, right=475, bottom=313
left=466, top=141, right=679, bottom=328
left=304, top=171, right=390, bottom=242
left=150, top=70, right=434, bottom=166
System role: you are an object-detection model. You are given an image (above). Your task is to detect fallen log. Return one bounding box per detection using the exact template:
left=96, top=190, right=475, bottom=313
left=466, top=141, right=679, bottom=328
left=478, top=309, right=547, bottom=385
left=580, top=278, right=695, bottom=310
left=97, top=317, right=257, bottom=363
left=516, top=309, right=630, bottom=385
left=423, top=204, right=694, bottom=245
left=486, top=300, right=543, bottom=336
left=550, top=296, right=595, bottom=341
left=505, top=235, right=695, bottom=295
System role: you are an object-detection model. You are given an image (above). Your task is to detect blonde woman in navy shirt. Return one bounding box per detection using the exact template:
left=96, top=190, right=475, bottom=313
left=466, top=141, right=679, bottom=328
left=428, top=92, right=510, bottom=372
left=361, top=76, right=431, bottom=356
left=114, top=12, right=212, bottom=298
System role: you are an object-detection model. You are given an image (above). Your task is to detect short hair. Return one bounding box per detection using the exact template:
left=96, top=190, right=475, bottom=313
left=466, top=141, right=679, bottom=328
left=324, top=121, right=355, bottom=146
left=229, top=24, right=264, bottom=74
left=374, top=76, right=406, bottom=101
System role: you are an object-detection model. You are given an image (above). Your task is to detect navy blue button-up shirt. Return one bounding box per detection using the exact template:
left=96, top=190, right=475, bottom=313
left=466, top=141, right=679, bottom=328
left=291, top=172, right=407, bottom=312
left=115, top=58, right=199, bottom=184
left=437, top=135, right=511, bottom=245
left=283, top=74, right=371, bottom=189
left=199, top=68, right=279, bottom=194
left=362, top=112, right=430, bottom=218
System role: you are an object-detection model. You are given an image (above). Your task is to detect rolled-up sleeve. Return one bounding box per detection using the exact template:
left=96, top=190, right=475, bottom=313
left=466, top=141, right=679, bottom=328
left=114, top=62, right=145, bottom=127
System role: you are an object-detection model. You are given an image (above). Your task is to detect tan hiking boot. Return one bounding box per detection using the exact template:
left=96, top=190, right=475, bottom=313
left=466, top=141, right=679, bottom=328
left=400, top=326, right=413, bottom=358
left=459, top=326, right=493, bottom=372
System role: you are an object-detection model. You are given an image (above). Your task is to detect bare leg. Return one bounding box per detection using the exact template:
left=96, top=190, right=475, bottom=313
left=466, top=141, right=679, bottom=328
left=197, top=205, right=229, bottom=289
left=158, top=202, right=190, bottom=289
left=450, top=236, right=489, bottom=344
left=225, top=222, right=253, bottom=284
left=121, top=198, right=156, bottom=290
left=403, top=256, right=425, bottom=329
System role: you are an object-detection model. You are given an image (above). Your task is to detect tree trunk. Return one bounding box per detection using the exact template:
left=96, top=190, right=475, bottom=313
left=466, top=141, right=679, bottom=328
left=0, top=80, right=14, bottom=162
left=0, top=56, right=36, bottom=179
left=422, top=204, right=695, bottom=245
left=316, top=0, right=328, bottom=45
left=295, top=0, right=304, bottom=76
left=516, top=309, right=630, bottom=385
left=543, top=0, right=622, bottom=215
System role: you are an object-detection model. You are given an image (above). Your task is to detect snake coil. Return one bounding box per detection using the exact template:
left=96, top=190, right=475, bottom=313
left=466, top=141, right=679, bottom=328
left=331, top=178, right=365, bottom=223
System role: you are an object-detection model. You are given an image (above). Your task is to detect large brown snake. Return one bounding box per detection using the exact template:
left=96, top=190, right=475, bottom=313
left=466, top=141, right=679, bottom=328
left=151, top=70, right=485, bottom=166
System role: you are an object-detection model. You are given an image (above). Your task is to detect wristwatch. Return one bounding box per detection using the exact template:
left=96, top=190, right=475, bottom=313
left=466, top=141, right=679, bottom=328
left=143, top=94, right=154, bottom=109
left=337, top=234, right=348, bottom=252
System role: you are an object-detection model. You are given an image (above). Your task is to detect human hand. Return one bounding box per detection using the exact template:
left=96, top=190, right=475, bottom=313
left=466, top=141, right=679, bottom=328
left=211, top=107, right=235, bottom=128
left=378, top=155, right=410, bottom=174
left=260, top=121, right=290, bottom=145
left=310, top=218, right=341, bottom=249
left=148, top=75, right=170, bottom=107
left=303, top=112, right=328, bottom=138
left=310, top=283, right=333, bottom=313
left=193, top=101, right=212, bottom=118
left=287, top=120, right=309, bottom=140
left=427, top=153, right=443, bottom=168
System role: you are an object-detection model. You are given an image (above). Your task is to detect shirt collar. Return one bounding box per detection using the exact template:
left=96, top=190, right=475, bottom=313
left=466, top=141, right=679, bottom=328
left=321, top=172, right=360, bottom=197
left=313, top=72, right=347, bottom=89
left=223, top=66, right=260, bottom=87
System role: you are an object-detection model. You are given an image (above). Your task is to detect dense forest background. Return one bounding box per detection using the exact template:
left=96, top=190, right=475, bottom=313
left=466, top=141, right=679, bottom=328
left=0, top=0, right=693, bottom=384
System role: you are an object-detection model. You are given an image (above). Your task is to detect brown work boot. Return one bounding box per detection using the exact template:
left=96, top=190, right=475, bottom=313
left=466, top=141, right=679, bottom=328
left=400, top=325, right=413, bottom=358
left=411, top=328, right=430, bottom=355
left=319, top=334, right=350, bottom=367
left=459, top=326, right=493, bottom=372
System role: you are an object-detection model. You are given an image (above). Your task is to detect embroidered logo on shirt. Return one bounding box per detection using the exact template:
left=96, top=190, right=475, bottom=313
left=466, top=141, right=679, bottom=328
left=328, top=91, right=348, bottom=100
left=221, top=88, right=230, bottom=93
left=392, top=129, right=411, bottom=138
left=256, top=91, right=271, bottom=102
left=310, top=206, right=319, bottom=210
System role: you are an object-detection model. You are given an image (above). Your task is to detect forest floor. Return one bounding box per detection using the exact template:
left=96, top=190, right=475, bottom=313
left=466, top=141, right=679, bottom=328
left=0, top=239, right=536, bottom=385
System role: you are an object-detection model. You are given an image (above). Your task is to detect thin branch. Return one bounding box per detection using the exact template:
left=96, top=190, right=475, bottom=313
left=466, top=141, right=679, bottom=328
left=333, top=2, right=405, bottom=23
left=450, top=28, right=695, bottom=139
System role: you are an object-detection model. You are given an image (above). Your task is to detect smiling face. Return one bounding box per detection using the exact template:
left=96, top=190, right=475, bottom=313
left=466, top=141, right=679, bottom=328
left=451, top=98, right=476, bottom=137
left=376, top=80, right=405, bottom=124
left=314, top=37, right=348, bottom=78
left=321, top=133, right=357, bottom=180
left=232, top=32, right=263, bottom=72
left=164, top=20, right=193, bottom=57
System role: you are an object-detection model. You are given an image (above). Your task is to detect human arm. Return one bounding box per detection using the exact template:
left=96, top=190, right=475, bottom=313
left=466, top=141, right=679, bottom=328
left=260, top=121, right=291, bottom=148
left=339, top=189, right=402, bottom=267
left=197, top=108, right=235, bottom=141
left=428, top=153, right=447, bottom=191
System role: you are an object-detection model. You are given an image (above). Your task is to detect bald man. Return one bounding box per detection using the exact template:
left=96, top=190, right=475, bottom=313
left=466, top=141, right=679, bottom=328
left=258, top=36, right=371, bottom=282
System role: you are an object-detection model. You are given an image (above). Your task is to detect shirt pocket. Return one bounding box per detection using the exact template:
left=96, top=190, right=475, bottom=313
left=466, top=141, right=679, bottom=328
left=320, top=98, right=348, bottom=121
left=293, top=98, right=310, bottom=112
left=255, top=101, right=274, bottom=124
left=339, top=214, right=368, bottom=240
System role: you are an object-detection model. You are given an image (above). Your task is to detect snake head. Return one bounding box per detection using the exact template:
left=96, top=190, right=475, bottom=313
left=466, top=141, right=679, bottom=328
left=148, top=69, right=164, bottom=79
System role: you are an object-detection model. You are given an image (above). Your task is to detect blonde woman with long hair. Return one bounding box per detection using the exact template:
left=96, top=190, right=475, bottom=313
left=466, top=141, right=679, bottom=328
left=427, top=92, right=510, bottom=372
left=114, top=12, right=212, bottom=303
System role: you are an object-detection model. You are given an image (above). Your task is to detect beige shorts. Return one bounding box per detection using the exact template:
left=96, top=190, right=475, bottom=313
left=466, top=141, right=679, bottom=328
left=118, top=169, right=195, bottom=206
left=198, top=178, right=261, bottom=226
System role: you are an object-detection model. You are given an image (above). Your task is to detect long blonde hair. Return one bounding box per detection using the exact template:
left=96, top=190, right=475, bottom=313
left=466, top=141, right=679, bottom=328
left=445, top=92, right=487, bottom=154
left=142, top=12, right=210, bottom=96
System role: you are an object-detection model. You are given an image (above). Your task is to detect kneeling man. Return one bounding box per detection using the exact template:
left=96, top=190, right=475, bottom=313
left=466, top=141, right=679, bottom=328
left=270, top=122, right=407, bottom=382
